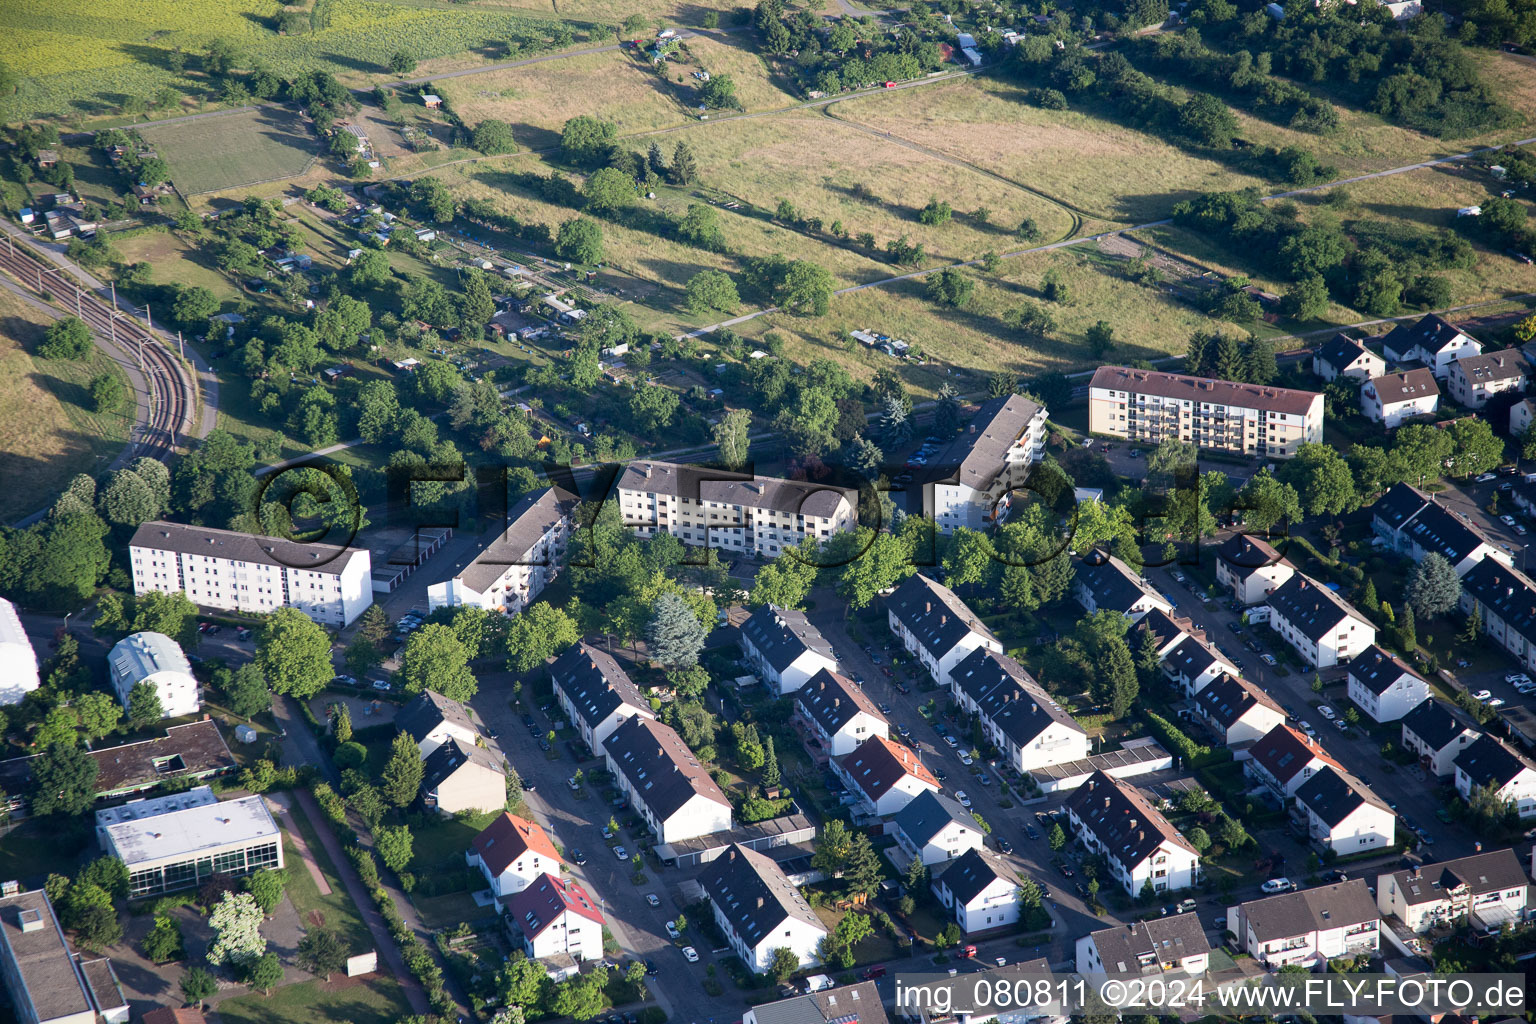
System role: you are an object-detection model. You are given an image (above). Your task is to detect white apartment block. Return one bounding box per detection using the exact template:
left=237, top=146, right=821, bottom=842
left=1380, top=313, right=1482, bottom=379
left=925, top=394, right=1047, bottom=533
left=1066, top=772, right=1201, bottom=897
left=1087, top=366, right=1323, bottom=459
left=130, top=521, right=372, bottom=627
left=0, top=597, right=40, bottom=706
left=1448, top=350, right=1529, bottom=409
left=427, top=487, right=575, bottom=615
left=107, top=632, right=199, bottom=720
left=615, top=461, right=855, bottom=558
left=1346, top=645, right=1430, bottom=724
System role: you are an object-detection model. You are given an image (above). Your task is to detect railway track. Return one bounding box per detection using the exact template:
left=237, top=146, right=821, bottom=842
left=0, top=234, right=193, bottom=462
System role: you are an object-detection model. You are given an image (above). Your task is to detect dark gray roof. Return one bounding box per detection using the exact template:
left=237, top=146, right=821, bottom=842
left=441, top=486, right=575, bottom=592
left=935, top=847, right=1015, bottom=907
left=1165, top=635, right=1231, bottom=682
left=1215, top=534, right=1288, bottom=573
left=397, top=690, right=476, bottom=746
left=1295, top=766, right=1387, bottom=827
left=1195, top=674, right=1282, bottom=729
left=550, top=642, right=650, bottom=731
left=1454, top=734, right=1536, bottom=790
left=1381, top=314, right=1475, bottom=361
left=422, top=736, right=504, bottom=791
left=1065, top=771, right=1196, bottom=866
left=1347, top=645, right=1422, bottom=697
left=740, top=606, right=835, bottom=674
left=1266, top=574, right=1372, bottom=641
left=1400, top=700, right=1477, bottom=751
left=603, top=715, right=731, bottom=818
left=129, top=519, right=364, bottom=571
left=887, top=574, right=994, bottom=660
left=927, top=394, right=1044, bottom=490
left=891, top=790, right=978, bottom=849
left=0, top=889, right=93, bottom=1023
left=615, top=460, right=854, bottom=519
left=1077, top=551, right=1164, bottom=616
left=1367, top=369, right=1439, bottom=404
left=795, top=668, right=886, bottom=737
left=1087, top=914, right=1211, bottom=975
left=1134, top=609, right=1189, bottom=654
left=699, top=844, right=824, bottom=947
left=1454, top=349, right=1528, bottom=384
left=1240, top=879, right=1377, bottom=941
left=1379, top=486, right=1497, bottom=565
left=1316, top=333, right=1376, bottom=374
left=1385, top=848, right=1528, bottom=906
left=1459, top=560, right=1536, bottom=646
left=1372, top=483, right=1433, bottom=533
left=951, top=647, right=1084, bottom=746
left=749, top=982, right=888, bottom=1024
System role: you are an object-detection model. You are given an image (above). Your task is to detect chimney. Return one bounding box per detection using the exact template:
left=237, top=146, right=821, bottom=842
left=1104, top=797, right=1111, bottom=808
left=757, top=896, right=765, bottom=909
left=644, top=464, right=652, bottom=478
left=925, top=601, right=932, bottom=614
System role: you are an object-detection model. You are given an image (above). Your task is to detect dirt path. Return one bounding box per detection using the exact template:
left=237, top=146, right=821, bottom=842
left=266, top=792, right=333, bottom=896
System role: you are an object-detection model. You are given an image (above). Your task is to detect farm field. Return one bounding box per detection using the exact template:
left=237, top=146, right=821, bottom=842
left=139, top=107, right=319, bottom=195
left=0, top=289, right=133, bottom=523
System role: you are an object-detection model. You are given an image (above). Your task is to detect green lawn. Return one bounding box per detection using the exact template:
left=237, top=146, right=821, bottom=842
left=216, top=973, right=407, bottom=1024
left=411, top=809, right=500, bottom=869
left=0, top=819, right=92, bottom=887
left=282, top=811, right=371, bottom=956
left=139, top=107, right=319, bottom=196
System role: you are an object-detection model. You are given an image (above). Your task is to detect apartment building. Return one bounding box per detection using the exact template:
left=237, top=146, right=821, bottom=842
left=1457, top=560, right=1536, bottom=673
left=1247, top=724, right=1342, bottom=800
left=923, top=394, right=1048, bottom=533
left=421, top=738, right=505, bottom=816
left=397, top=689, right=480, bottom=757
left=1380, top=314, right=1482, bottom=378
left=1066, top=772, right=1200, bottom=896
left=1214, top=535, right=1295, bottom=606
left=794, top=668, right=889, bottom=758
left=1312, top=334, right=1385, bottom=382
left=550, top=642, right=654, bottom=756
left=1073, top=551, right=1173, bottom=622
left=1360, top=370, right=1439, bottom=427
left=887, top=574, right=1001, bottom=690
left=1227, top=879, right=1380, bottom=968
left=1400, top=700, right=1480, bottom=777
left=1262, top=574, right=1376, bottom=669
left=0, top=597, right=39, bottom=706
left=1077, top=915, right=1211, bottom=977
left=129, top=521, right=373, bottom=627
left=1162, top=634, right=1239, bottom=699
left=1346, top=645, right=1430, bottom=724
left=1372, top=484, right=1510, bottom=577
left=427, top=486, right=576, bottom=615
left=0, top=887, right=125, bottom=1024
left=1447, top=350, right=1529, bottom=408
left=1377, top=848, right=1529, bottom=934
left=107, top=632, right=199, bottom=720
left=615, top=461, right=856, bottom=558
left=1087, top=366, right=1323, bottom=458
left=700, top=845, right=828, bottom=973
left=950, top=648, right=1088, bottom=772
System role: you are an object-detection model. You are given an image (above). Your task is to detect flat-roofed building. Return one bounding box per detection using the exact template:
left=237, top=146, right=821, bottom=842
left=1088, top=366, right=1323, bottom=458
left=107, top=632, right=199, bottom=720
left=0, top=887, right=123, bottom=1024
left=130, top=520, right=373, bottom=627
left=922, top=394, right=1048, bottom=533
left=427, top=487, right=576, bottom=615
left=615, top=461, right=856, bottom=558
left=96, top=787, right=282, bottom=897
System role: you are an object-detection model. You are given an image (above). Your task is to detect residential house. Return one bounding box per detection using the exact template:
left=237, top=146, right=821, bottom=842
left=699, top=844, right=828, bottom=973
left=397, top=690, right=480, bottom=757
left=891, top=791, right=985, bottom=867
left=1400, top=700, right=1481, bottom=777
left=1295, top=767, right=1395, bottom=855
left=550, top=642, right=654, bottom=756
left=1133, top=609, right=1192, bottom=663
left=740, top=982, right=887, bottom=1024
left=949, top=648, right=1088, bottom=772
left=421, top=738, right=505, bottom=816
left=1510, top=397, right=1536, bottom=437
left=1454, top=734, right=1536, bottom=820
left=1163, top=634, right=1239, bottom=698
left=1074, top=550, right=1174, bottom=622
left=922, top=394, right=1048, bottom=533
left=1447, top=350, right=1529, bottom=409
left=1263, top=574, right=1376, bottom=669
left=1076, top=915, right=1211, bottom=976
left=501, top=873, right=604, bottom=961
left=1227, top=879, right=1380, bottom=967
left=835, top=736, right=940, bottom=817
left=1376, top=848, right=1530, bottom=934
left=794, top=668, right=889, bottom=758
left=1346, top=646, right=1430, bottom=723
left=467, top=813, right=561, bottom=897
left=426, top=487, right=575, bottom=615
left=1360, top=370, right=1440, bottom=427
left=1371, top=484, right=1511, bottom=577
left=603, top=715, right=733, bottom=843
left=1247, top=724, right=1342, bottom=800
left=1087, top=366, right=1324, bottom=458
left=886, top=574, right=1001, bottom=690
left=1457, top=560, right=1536, bottom=672
left=739, top=606, right=838, bottom=695
left=107, top=632, right=199, bottom=720
left=1065, top=772, right=1201, bottom=896
left=1215, top=535, right=1296, bottom=606
left=1194, top=674, right=1286, bottom=746
left=933, top=848, right=1021, bottom=935
left=1313, top=334, right=1385, bottom=382
left=1380, top=314, right=1482, bottom=378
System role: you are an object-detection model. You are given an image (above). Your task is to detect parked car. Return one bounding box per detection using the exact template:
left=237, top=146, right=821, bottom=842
left=959, top=753, right=973, bottom=766
left=1472, top=689, right=1494, bottom=701
left=944, top=735, right=959, bottom=748
left=954, top=791, right=972, bottom=809
left=567, top=777, right=581, bottom=791
left=371, top=679, right=391, bottom=692
left=996, top=836, right=1013, bottom=854
left=573, top=849, right=588, bottom=865
left=1024, top=826, right=1040, bottom=841
left=1477, top=473, right=1498, bottom=483
left=1176, top=898, right=1198, bottom=914
left=1318, top=705, right=1336, bottom=720
left=333, top=674, right=357, bottom=687
left=1260, top=653, right=1276, bottom=666
left=665, top=921, right=681, bottom=939
left=646, top=893, right=661, bottom=907
left=681, top=947, right=699, bottom=963
left=1227, top=622, right=1243, bottom=634
left=1261, top=878, right=1294, bottom=894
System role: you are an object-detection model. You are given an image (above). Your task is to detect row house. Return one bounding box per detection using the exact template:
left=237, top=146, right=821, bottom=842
left=1380, top=314, right=1482, bottom=379
left=1076, top=915, right=1211, bottom=977
left=891, top=791, right=985, bottom=867
left=1312, top=333, right=1385, bottom=383
left=603, top=715, right=733, bottom=843
left=1372, top=484, right=1510, bottom=577
left=427, top=487, right=575, bottom=615
left=1401, top=699, right=1481, bottom=777
left=835, top=736, right=940, bottom=817
left=467, top=813, right=561, bottom=897
left=738, top=605, right=837, bottom=695
left=1295, top=766, right=1395, bottom=856
left=887, top=574, right=1001, bottom=690
left=1194, top=674, right=1286, bottom=746
left=1454, top=734, right=1536, bottom=820
left=1447, top=349, right=1529, bottom=409
left=1346, top=645, right=1430, bottom=724
left=949, top=647, right=1089, bottom=772
left=1247, top=724, right=1342, bottom=800
left=933, top=848, right=1021, bottom=935
left=550, top=642, right=654, bottom=757
left=1457, top=559, right=1536, bottom=673
left=794, top=668, right=889, bottom=758
left=1377, top=848, right=1530, bottom=934
left=700, top=844, right=828, bottom=973
left=1065, top=772, right=1201, bottom=897
left=1215, top=534, right=1295, bottom=606
left=1074, top=551, right=1173, bottom=623
left=1263, top=574, right=1376, bottom=669
left=1226, top=879, right=1380, bottom=968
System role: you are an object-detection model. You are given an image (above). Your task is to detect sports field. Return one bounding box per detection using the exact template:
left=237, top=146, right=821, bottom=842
left=139, top=107, right=318, bottom=195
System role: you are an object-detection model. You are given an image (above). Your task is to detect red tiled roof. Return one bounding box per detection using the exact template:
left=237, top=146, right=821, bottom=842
left=501, top=872, right=605, bottom=934
left=471, top=813, right=561, bottom=876
left=1250, top=725, right=1341, bottom=786
left=840, top=736, right=938, bottom=801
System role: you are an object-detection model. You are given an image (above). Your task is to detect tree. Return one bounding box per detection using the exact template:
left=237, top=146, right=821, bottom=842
left=30, top=742, right=98, bottom=816
left=1389, top=423, right=1454, bottom=487
left=381, top=732, right=425, bottom=808
left=584, top=166, right=635, bottom=213
left=171, top=286, right=220, bottom=327
left=560, top=115, right=617, bottom=166
left=821, top=911, right=872, bottom=969
left=779, top=260, right=834, bottom=316
left=222, top=663, right=272, bottom=719
left=700, top=74, right=741, bottom=110
left=1085, top=320, right=1115, bottom=357
left=298, top=928, right=348, bottom=979
left=1447, top=418, right=1505, bottom=479
left=375, top=823, right=414, bottom=873
left=243, top=868, right=287, bottom=915
left=670, top=140, right=699, bottom=185
left=1178, top=93, right=1238, bottom=147
left=647, top=592, right=706, bottom=669
left=207, top=891, right=266, bottom=970
left=74, top=692, right=121, bottom=741
left=142, top=914, right=184, bottom=962
left=472, top=121, right=515, bottom=156
left=256, top=608, right=334, bottom=700
left=1048, top=822, right=1067, bottom=852
left=89, top=372, right=124, bottom=413
left=38, top=317, right=92, bottom=360
left=181, top=966, right=217, bottom=1006
left=837, top=530, right=915, bottom=609
left=713, top=408, right=752, bottom=469
left=504, top=602, right=580, bottom=673
left=762, top=735, right=780, bottom=787
left=398, top=623, right=476, bottom=701
left=926, top=267, right=974, bottom=308
left=127, top=680, right=164, bottom=727
left=685, top=270, right=739, bottom=315
left=388, top=50, right=417, bottom=73
left=1406, top=553, right=1461, bottom=620
left=1277, top=442, right=1357, bottom=517
left=1238, top=470, right=1303, bottom=532
left=248, top=952, right=283, bottom=994
left=203, top=38, right=242, bottom=75
left=554, top=217, right=604, bottom=264
left=1280, top=275, right=1330, bottom=320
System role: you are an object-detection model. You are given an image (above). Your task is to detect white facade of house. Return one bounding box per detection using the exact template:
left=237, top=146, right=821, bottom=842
left=1454, top=751, right=1536, bottom=820
left=426, top=488, right=573, bottom=616
left=1217, top=559, right=1295, bottom=606
left=1401, top=708, right=1480, bottom=778
left=1228, top=883, right=1381, bottom=969
left=1375, top=852, right=1530, bottom=935
left=936, top=869, right=1020, bottom=935
left=895, top=817, right=983, bottom=868
left=107, top=632, right=199, bottom=719
left=1360, top=374, right=1440, bottom=427
left=1301, top=789, right=1396, bottom=856
left=1346, top=652, right=1430, bottom=724
left=886, top=578, right=1002, bottom=691
left=1265, top=578, right=1376, bottom=670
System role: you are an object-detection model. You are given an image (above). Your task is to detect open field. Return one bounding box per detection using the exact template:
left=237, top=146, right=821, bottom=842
left=139, top=107, right=319, bottom=195
left=216, top=974, right=407, bottom=1024
left=111, top=230, right=244, bottom=304
left=0, top=288, right=133, bottom=523
left=281, top=813, right=372, bottom=955
left=473, top=0, right=740, bottom=20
